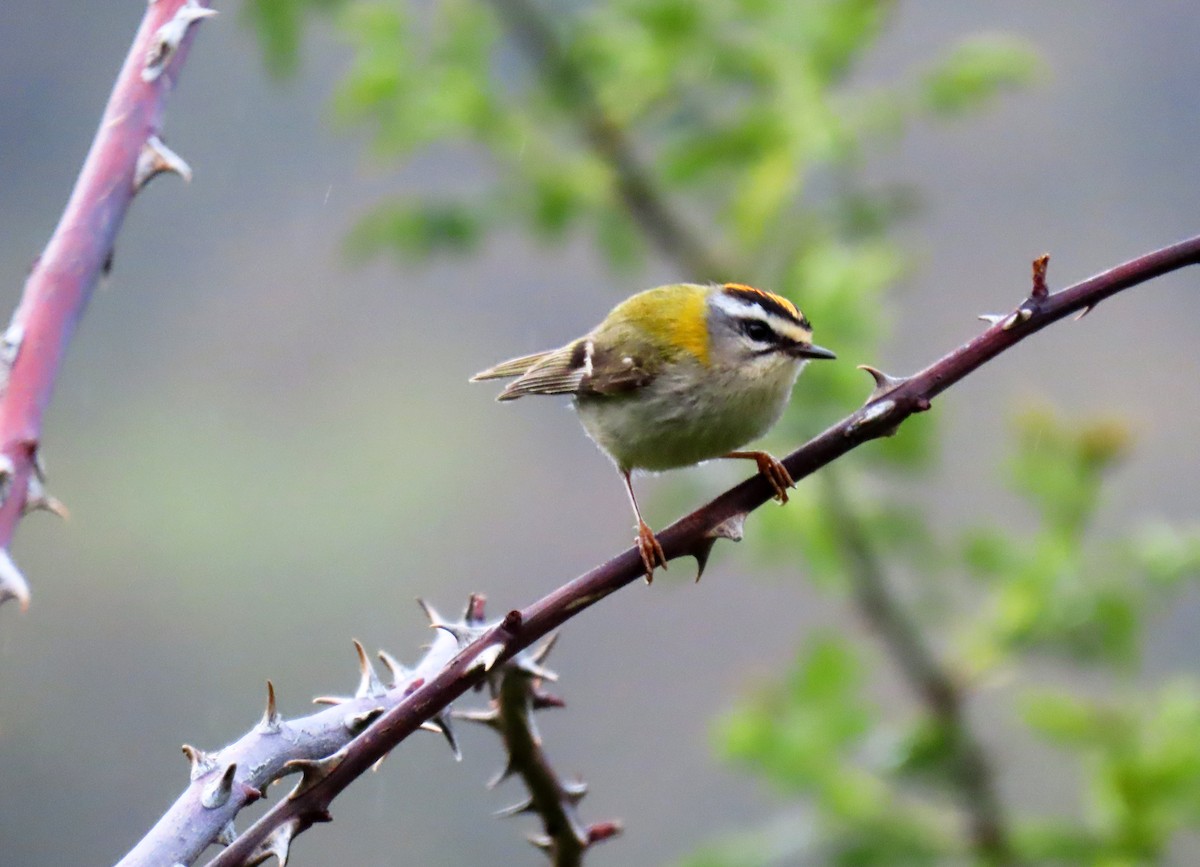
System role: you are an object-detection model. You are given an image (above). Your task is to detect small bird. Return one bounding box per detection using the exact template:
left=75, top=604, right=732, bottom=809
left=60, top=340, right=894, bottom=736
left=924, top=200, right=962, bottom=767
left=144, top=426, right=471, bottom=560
left=472, top=282, right=835, bottom=580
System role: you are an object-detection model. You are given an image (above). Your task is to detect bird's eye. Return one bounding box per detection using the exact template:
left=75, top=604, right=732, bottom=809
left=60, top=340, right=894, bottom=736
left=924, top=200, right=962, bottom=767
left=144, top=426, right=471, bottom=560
left=741, top=320, right=774, bottom=343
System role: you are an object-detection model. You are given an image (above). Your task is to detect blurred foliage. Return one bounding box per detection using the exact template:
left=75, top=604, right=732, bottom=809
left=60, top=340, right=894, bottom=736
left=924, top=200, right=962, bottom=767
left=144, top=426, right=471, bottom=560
left=248, top=0, right=1200, bottom=864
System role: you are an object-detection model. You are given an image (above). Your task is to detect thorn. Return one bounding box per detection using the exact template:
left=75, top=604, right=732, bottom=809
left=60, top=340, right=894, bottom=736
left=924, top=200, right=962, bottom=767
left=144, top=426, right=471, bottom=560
left=352, top=640, right=386, bottom=699
left=255, top=818, right=301, bottom=867
left=1031, top=253, right=1050, bottom=299
left=134, top=135, right=192, bottom=193
left=487, top=759, right=516, bottom=790
left=857, top=365, right=908, bottom=402
left=453, top=706, right=501, bottom=729
left=562, top=778, right=588, bottom=804
left=494, top=797, right=535, bottom=819
left=181, top=744, right=215, bottom=780
left=473, top=642, right=506, bottom=672
left=201, top=762, right=238, bottom=809
left=142, top=0, right=218, bottom=83
left=1001, top=307, right=1033, bottom=331
left=690, top=538, right=718, bottom=582
left=0, top=548, right=30, bottom=612
left=370, top=750, right=391, bottom=774
left=216, top=819, right=237, bottom=847
left=376, top=650, right=410, bottom=688
left=978, top=313, right=1005, bottom=325
left=23, top=473, right=69, bottom=520
left=343, top=706, right=385, bottom=734
left=311, top=695, right=346, bottom=707
left=1075, top=304, right=1095, bottom=321
left=259, top=680, right=282, bottom=733
left=691, top=511, right=748, bottom=580
left=422, top=714, right=462, bottom=761
left=285, top=751, right=345, bottom=799
left=416, top=598, right=443, bottom=627
left=528, top=633, right=560, bottom=667
left=528, top=833, right=554, bottom=852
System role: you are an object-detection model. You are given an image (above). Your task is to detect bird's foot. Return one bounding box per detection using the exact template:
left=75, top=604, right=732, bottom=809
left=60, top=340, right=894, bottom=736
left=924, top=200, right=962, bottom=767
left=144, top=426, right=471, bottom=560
left=635, top=520, right=668, bottom=584
left=739, top=451, right=794, bottom=504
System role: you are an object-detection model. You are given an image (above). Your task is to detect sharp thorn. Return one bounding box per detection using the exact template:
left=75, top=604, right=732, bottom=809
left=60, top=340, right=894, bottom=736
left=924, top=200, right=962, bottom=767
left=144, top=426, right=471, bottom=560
left=529, top=633, right=560, bottom=666
left=426, top=714, right=462, bottom=761
left=690, top=537, right=718, bottom=582
left=528, top=833, right=554, bottom=852
left=142, top=0, right=219, bottom=83
left=259, top=680, right=282, bottom=733
left=494, top=797, right=535, bottom=819
left=1075, top=304, right=1095, bottom=321
left=857, top=364, right=908, bottom=402
left=343, top=706, right=385, bottom=734
left=473, top=642, right=506, bottom=672
left=134, top=135, right=192, bottom=191
left=562, top=778, right=588, bottom=803
left=353, top=639, right=386, bottom=699
left=181, top=744, right=215, bottom=780
left=376, top=649, right=409, bottom=688
left=487, top=760, right=516, bottom=790
left=285, top=751, right=345, bottom=799
left=201, top=762, right=238, bottom=809
left=0, top=548, right=31, bottom=612
left=978, top=313, right=1005, bottom=325
left=256, top=818, right=300, bottom=867
left=453, top=706, right=501, bottom=728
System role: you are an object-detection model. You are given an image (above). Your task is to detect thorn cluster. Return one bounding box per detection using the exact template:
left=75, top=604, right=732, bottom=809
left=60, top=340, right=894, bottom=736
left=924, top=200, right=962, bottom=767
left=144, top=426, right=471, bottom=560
left=457, top=620, right=621, bottom=863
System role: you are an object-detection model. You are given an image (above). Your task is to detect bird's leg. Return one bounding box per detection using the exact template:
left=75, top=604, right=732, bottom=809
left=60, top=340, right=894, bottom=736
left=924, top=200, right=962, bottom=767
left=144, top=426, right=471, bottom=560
left=621, top=469, right=667, bottom=583
left=722, top=451, right=794, bottom=504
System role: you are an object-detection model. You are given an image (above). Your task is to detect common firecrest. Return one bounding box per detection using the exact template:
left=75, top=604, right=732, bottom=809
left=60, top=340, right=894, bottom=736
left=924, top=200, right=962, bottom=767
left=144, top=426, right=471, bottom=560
left=472, top=282, right=836, bottom=580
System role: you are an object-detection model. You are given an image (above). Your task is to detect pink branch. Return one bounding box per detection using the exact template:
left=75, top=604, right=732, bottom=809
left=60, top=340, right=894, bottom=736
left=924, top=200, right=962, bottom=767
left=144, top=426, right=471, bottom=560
left=0, top=0, right=215, bottom=610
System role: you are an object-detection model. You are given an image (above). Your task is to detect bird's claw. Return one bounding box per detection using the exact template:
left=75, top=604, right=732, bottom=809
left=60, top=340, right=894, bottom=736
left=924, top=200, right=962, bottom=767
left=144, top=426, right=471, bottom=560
left=636, top=520, right=667, bottom=584
left=755, top=453, right=794, bottom=504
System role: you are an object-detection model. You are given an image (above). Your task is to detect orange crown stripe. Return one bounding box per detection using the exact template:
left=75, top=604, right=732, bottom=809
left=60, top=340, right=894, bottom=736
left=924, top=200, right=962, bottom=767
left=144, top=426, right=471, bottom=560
left=723, top=283, right=801, bottom=320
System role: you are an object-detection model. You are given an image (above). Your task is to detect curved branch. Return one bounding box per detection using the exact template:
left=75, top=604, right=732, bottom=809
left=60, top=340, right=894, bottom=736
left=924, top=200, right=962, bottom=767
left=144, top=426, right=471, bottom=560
left=0, top=0, right=215, bottom=610
left=205, top=239, right=1200, bottom=864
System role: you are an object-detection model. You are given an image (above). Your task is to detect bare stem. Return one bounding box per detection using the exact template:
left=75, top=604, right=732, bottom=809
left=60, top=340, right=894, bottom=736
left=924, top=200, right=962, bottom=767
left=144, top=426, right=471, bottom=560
left=823, top=471, right=1012, bottom=863
left=485, top=0, right=731, bottom=280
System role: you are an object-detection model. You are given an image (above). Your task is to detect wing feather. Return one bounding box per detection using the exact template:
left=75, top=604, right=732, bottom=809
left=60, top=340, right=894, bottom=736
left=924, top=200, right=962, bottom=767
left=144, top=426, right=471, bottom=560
left=470, top=350, right=557, bottom=382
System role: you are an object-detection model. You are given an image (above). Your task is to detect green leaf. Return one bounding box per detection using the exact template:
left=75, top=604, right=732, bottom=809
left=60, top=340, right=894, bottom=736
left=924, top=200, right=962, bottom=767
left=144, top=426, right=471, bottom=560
left=921, top=35, right=1043, bottom=118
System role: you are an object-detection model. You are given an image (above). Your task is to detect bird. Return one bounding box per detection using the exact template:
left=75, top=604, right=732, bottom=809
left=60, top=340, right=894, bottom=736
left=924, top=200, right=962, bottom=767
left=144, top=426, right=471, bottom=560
left=472, top=282, right=835, bottom=581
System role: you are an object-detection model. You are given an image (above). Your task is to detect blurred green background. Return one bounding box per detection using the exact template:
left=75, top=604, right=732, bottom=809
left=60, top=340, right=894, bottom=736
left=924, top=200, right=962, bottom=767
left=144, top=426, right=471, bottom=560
left=2, top=1, right=1200, bottom=865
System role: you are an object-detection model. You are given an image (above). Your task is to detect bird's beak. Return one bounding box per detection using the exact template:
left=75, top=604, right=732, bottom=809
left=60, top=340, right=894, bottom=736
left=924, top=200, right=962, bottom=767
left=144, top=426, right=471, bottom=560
left=793, top=343, right=836, bottom=360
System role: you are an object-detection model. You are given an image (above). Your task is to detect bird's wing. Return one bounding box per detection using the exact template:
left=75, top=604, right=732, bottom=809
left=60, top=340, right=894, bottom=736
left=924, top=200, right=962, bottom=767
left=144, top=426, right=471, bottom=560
left=475, top=339, right=657, bottom=401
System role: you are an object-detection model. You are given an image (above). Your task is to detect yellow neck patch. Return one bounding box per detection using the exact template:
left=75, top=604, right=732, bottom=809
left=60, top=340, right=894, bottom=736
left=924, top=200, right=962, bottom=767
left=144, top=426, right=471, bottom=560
left=612, top=284, right=711, bottom=366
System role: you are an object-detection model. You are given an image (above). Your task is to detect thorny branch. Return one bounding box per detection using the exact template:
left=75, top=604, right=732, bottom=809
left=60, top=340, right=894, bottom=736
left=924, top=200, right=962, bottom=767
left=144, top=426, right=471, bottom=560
left=457, top=633, right=623, bottom=866
left=202, top=237, right=1200, bottom=864
left=0, top=0, right=215, bottom=610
